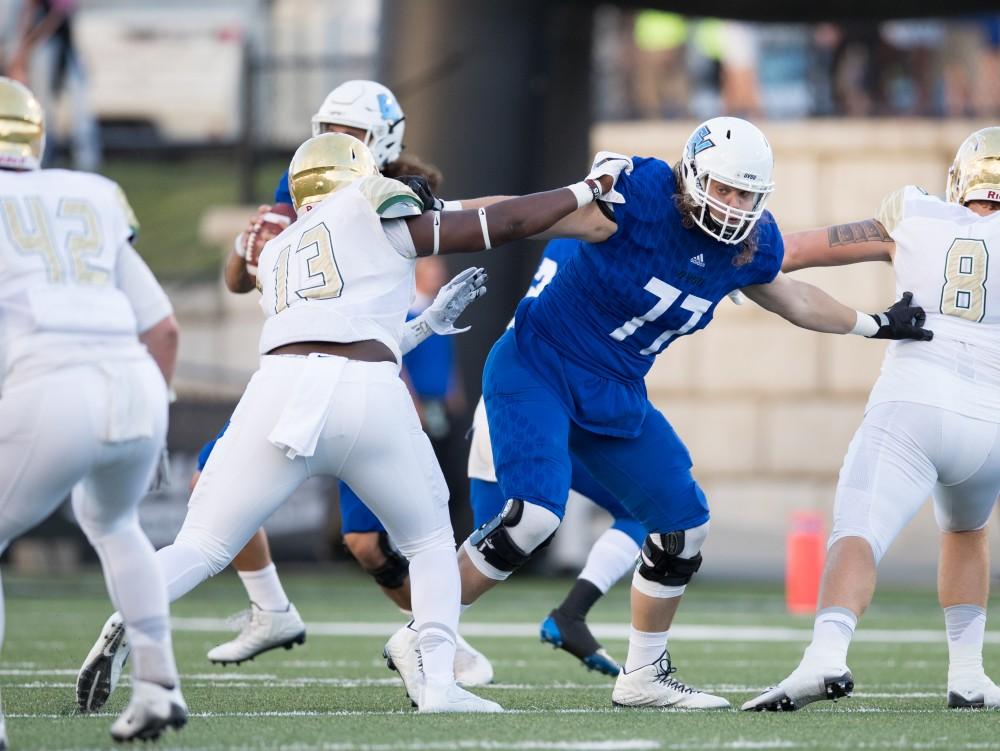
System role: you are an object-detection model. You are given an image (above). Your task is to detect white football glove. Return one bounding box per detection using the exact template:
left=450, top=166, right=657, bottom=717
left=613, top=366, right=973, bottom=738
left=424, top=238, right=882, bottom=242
left=586, top=151, right=633, bottom=205
left=727, top=290, right=745, bottom=305
left=423, top=267, right=488, bottom=335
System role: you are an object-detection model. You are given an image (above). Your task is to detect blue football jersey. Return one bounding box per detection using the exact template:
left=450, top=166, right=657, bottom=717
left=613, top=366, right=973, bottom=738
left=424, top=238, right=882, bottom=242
left=274, top=170, right=292, bottom=205
left=512, top=157, right=783, bottom=435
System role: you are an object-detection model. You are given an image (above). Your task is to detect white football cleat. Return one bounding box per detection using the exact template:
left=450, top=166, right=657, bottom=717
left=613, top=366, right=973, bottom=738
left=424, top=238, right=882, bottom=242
left=206, top=603, right=306, bottom=665
left=0, top=711, right=7, bottom=751
left=454, top=633, right=494, bottom=686
left=741, top=661, right=854, bottom=711
left=948, top=672, right=1000, bottom=709
left=419, top=678, right=503, bottom=713
left=110, top=679, right=187, bottom=743
left=384, top=622, right=422, bottom=705
left=77, top=612, right=131, bottom=712
left=612, top=651, right=730, bottom=709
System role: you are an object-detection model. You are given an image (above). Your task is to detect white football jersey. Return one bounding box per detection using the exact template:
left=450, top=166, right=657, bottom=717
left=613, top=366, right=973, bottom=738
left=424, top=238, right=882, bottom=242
left=256, top=175, right=422, bottom=364
left=0, top=169, right=170, bottom=383
left=868, top=186, right=1000, bottom=420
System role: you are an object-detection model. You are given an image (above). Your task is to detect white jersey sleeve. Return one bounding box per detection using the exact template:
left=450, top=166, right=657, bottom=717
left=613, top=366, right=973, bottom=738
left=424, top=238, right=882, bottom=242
left=867, top=186, right=1000, bottom=421
left=115, top=244, right=173, bottom=332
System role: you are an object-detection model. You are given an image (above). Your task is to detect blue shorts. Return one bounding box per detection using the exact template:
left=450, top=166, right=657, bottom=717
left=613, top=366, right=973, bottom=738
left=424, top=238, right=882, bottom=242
left=470, top=455, right=647, bottom=546
left=339, top=482, right=386, bottom=535
left=482, top=330, right=709, bottom=534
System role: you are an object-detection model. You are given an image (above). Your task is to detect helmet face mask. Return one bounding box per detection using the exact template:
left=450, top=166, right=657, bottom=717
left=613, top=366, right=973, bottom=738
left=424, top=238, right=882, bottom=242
left=947, top=127, right=1000, bottom=207
left=680, top=117, right=774, bottom=245
left=310, top=80, right=405, bottom=169
left=288, top=133, right=378, bottom=211
left=0, top=77, right=44, bottom=171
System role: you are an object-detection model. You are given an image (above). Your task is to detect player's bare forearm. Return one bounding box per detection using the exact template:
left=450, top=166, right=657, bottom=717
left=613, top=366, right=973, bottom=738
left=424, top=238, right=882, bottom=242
left=783, top=220, right=895, bottom=273
left=407, top=177, right=611, bottom=256
left=140, top=314, right=180, bottom=385
left=224, top=241, right=256, bottom=294
left=743, top=273, right=855, bottom=334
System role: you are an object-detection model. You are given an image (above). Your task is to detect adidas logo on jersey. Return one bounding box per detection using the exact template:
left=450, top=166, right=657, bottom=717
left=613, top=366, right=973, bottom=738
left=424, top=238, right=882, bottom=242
left=690, top=254, right=705, bottom=267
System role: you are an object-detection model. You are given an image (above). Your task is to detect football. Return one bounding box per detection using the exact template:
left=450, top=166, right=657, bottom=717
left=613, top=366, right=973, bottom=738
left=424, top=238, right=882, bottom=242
left=246, top=202, right=297, bottom=274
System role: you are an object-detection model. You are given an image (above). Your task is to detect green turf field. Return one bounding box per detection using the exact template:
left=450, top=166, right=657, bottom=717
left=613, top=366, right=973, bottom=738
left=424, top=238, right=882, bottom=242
left=4, top=569, right=998, bottom=750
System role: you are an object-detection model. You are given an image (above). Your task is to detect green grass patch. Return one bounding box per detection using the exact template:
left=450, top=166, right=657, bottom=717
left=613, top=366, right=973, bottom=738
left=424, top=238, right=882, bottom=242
left=4, top=570, right=999, bottom=750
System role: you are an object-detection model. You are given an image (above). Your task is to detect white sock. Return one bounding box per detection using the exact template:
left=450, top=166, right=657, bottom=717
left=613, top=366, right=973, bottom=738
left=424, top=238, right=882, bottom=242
left=89, top=521, right=179, bottom=686
left=945, top=604, right=986, bottom=680
left=409, top=546, right=461, bottom=681
left=624, top=626, right=668, bottom=673
left=803, top=607, right=857, bottom=667
left=579, top=529, right=640, bottom=594
left=238, top=563, right=290, bottom=612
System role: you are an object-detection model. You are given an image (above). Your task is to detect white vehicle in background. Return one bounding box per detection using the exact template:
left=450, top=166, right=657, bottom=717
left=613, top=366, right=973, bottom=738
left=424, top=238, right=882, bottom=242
left=70, top=0, right=378, bottom=148
left=75, top=3, right=248, bottom=145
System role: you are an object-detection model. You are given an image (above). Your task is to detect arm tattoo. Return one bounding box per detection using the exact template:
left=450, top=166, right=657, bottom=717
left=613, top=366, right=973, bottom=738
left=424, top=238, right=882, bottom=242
left=827, top=220, right=892, bottom=247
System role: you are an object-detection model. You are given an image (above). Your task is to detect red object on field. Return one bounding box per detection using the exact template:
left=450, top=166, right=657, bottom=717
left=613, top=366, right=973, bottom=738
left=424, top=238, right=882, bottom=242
left=785, top=511, right=825, bottom=615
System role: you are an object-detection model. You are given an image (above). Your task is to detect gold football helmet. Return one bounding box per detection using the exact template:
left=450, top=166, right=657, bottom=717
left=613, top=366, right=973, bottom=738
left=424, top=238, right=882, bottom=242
left=0, top=77, right=44, bottom=171
left=946, top=126, right=1000, bottom=205
left=288, top=133, right=378, bottom=210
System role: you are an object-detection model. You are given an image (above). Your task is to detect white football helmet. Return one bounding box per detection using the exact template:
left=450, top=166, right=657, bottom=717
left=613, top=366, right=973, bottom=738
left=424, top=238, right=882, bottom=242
left=680, top=116, right=774, bottom=245
left=311, top=80, right=405, bottom=169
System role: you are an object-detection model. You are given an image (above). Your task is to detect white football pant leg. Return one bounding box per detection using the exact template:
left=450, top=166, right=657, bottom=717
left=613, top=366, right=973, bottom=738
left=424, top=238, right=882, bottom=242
left=162, top=359, right=311, bottom=603
left=931, top=411, right=1000, bottom=533
left=331, top=363, right=459, bottom=681
left=72, top=358, right=175, bottom=685
left=829, top=402, right=939, bottom=563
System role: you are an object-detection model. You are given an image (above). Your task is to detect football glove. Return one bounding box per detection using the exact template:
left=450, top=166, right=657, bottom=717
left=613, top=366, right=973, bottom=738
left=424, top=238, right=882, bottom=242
left=586, top=151, right=633, bottom=205
left=148, top=448, right=172, bottom=493
left=424, top=267, right=488, bottom=335
left=396, top=175, right=443, bottom=212
left=867, top=291, right=933, bottom=341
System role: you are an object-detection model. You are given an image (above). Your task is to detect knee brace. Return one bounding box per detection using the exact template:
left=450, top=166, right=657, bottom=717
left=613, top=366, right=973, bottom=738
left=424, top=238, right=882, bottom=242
left=368, top=532, right=409, bottom=590
left=465, top=499, right=560, bottom=579
left=633, top=521, right=709, bottom=597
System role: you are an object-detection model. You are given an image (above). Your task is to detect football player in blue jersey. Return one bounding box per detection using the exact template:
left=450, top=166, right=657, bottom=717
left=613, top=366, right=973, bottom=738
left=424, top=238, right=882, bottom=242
left=387, top=115, right=934, bottom=710
left=463, top=238, right=646, bottom=678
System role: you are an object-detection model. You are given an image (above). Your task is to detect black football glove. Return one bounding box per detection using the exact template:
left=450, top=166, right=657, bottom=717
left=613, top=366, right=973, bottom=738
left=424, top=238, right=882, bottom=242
left=867, top=291, right=933, bottom=341
left=395, top=175, right=444, bottom=212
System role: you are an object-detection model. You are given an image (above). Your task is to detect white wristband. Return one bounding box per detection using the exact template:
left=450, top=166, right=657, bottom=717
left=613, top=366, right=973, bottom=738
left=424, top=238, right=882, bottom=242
left=850, top=310, right=880, bottom=337
left=567, top=181, right=598, bottom=209
left=477, top=207, right=491, bottom=250
left=441, top=199, right=463, bottom=211
left=234, top=232, right=247, bottom=258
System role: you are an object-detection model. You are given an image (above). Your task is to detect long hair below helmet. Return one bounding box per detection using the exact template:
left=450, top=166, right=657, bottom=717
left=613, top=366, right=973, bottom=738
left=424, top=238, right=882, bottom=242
left=288, top=133, right=379, bottom=211
left=0, top=77, right=44, bottom=171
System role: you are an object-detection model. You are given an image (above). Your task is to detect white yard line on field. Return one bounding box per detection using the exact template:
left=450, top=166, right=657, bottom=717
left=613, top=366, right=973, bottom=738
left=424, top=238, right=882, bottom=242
left=170, top=618, right=1000, bottom=644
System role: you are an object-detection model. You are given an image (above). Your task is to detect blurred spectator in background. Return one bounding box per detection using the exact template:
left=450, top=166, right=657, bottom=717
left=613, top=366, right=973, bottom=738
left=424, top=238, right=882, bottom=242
left=829, top=22, right=885, bottom=116
left=8, top=0, right=100, bottom=170
left=719, top=21, right=762, bottom=118
left=404, top=256, right=470, bottom=531
left=880, top=19, right=945, bottom=116
left=628, top=10, right=689, bottom=118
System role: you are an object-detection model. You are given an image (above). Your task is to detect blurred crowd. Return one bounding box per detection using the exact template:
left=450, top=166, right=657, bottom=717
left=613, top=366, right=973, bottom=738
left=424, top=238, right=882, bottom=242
left=595, top=10, right=1000, bottom=121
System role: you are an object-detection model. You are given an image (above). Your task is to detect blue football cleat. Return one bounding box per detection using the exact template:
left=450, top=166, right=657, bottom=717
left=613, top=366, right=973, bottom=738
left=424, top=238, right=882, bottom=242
left=540, top=609, right=620, bottom=677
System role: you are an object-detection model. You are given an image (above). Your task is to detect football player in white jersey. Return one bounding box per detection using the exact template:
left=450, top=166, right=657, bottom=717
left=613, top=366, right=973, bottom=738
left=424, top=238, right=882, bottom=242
left=743, top=126, right=1000, bottom=712
left=195, top=81, right=491, bottom=684
left=76, top=132, right=624, bottom=714
left=0, top=78, right=185, bottom=744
